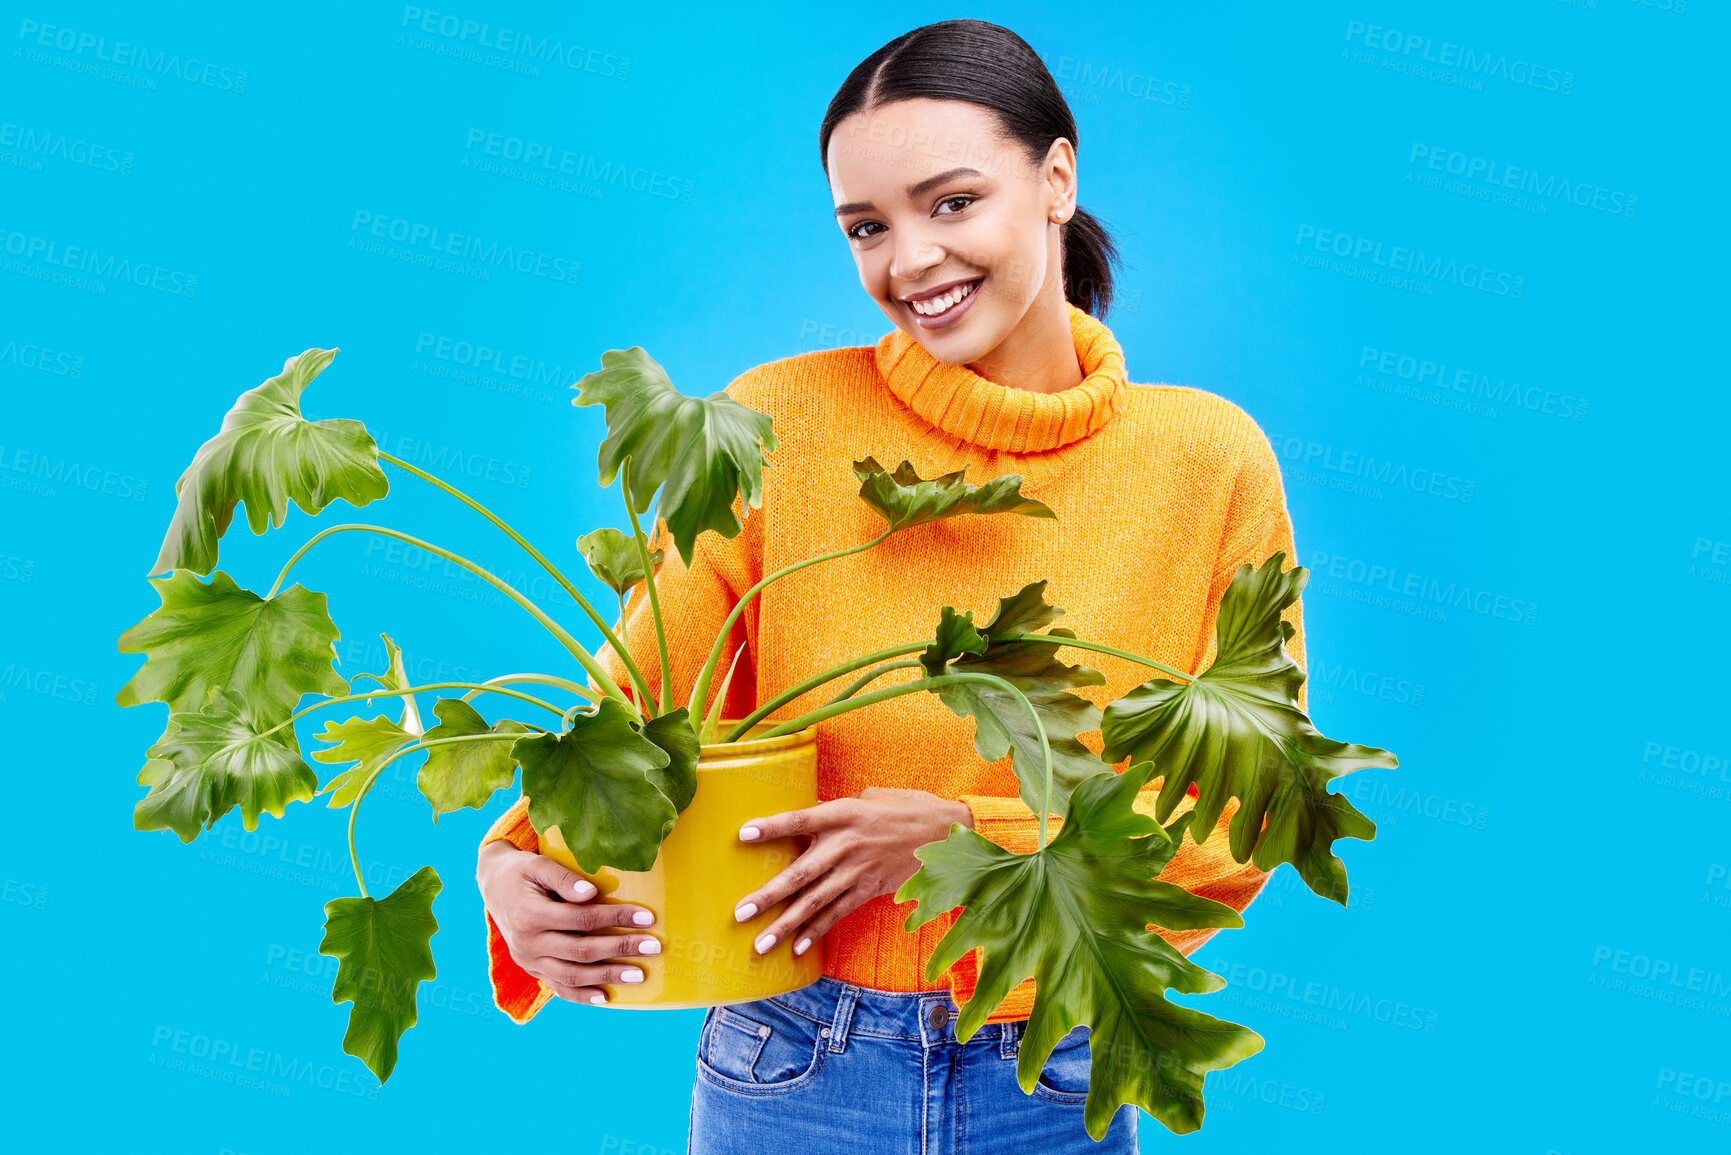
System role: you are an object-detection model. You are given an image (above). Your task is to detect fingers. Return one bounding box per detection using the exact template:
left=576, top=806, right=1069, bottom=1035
left=525, top=929, right=662, bottom=966
left=749, top=873, right=854, bottom=956
left=529, top=895, right=657, bottom=934
left=738, top=797, right=855, bottom=845
left=789, top=886, right=865, bottom=955
left=534, top=957, right=650, bottom=1006
left=732, top=836, right=847, bottom=924
left=519, top=852, right=601, bottom=903
left=513, top=852, right=657, bottom=932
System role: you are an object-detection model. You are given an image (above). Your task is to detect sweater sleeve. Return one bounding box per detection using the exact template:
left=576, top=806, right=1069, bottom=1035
left=477, top=514, right=759, bottom=1023
left=956, top=417, right=1306, bottom=960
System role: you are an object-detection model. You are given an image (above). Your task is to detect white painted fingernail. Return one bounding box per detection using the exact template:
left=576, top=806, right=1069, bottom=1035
left=573, top=879, right=596, bottom=899
left=739, top=825, right=761, bottom=841
left=640, top=938, right=661, bottom=955
left=633, top=910, right=654, bottom=926
left=734, top=903, right=757, bottom=922
left=794, top=937, right=811, bottom=955
left=588, top=993, right=606, bottom=1005
left=754, top=933, right=776, bottom=954
left=621, top=967, right=645, bottom=983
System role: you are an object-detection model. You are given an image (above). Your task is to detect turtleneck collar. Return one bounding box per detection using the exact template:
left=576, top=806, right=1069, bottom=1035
left=873, top=300, right=1127, bottom=453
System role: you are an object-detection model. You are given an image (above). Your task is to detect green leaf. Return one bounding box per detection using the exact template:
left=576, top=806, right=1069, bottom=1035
left=576, top=527, right=663, bottom=594
left=348, top=632, right=424, bottom=737
left=416, top=699, right=529, bottom=821
left=572, top=347, right=777, bottom=566
left=898, top=761, right=1260, bottom=1139
left=138, top=688, right=319, bottom=841
left=116, top=570, right=349, bottom=734
left=313, top=633, right=427, bottom=809
left=152, top=347, right=389, bottom=575
left=928, top=582, right=1111, bottom=819
left=919, top=606, right=987, bottom=678
left=313, top=715, right=417, bottom=809
left=643, top=707, right=700, bottom=813
left=853, top=456, right=1055, bottom=532
left=515, top=698, right=678, bottom=872
left=134, top=754, right=212, bottom=845
left=1100, top=552, right=1398, bottom=903
left=319, top=865, right=441, bottom=1083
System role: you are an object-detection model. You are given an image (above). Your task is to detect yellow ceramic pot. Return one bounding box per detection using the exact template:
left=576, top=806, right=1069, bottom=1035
left=537, top=721, right=825, bottom=1008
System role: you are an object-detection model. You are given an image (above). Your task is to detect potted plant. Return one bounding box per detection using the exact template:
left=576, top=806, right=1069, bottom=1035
left=119, top=344, right=1397, bottom=1140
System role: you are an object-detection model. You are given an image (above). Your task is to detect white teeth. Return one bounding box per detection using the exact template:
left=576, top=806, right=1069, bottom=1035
left=909, top=279, right=979, bottom=317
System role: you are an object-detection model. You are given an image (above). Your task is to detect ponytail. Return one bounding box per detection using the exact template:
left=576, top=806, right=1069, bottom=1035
left=1060, top=206, right=1118, bottom=319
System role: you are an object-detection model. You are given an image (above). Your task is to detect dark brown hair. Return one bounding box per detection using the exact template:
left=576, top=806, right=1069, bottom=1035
left=819, top=18, right=1120, bottom=318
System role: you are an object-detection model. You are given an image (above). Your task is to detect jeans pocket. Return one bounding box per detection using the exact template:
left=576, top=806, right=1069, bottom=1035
left=1030, top=1024, right=1092, bottom=1105
left=697, top=999, right=825, bottom=1093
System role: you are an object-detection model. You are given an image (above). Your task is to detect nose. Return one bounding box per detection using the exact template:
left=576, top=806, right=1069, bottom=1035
left=890, top=222, right=942, bottom=283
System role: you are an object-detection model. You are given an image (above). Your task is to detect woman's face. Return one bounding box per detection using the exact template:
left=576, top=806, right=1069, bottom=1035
left=826, top=98, right=1076, bottom=365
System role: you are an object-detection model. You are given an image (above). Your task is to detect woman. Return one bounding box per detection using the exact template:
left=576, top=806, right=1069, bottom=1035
left=477, top=18, right=1306, bottom=1151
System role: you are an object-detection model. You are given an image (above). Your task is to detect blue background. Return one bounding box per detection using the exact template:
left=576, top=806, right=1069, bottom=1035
left=3, top=2, right=1725, bottom=1152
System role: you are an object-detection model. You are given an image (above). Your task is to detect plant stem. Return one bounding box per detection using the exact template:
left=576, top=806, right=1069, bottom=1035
left=622, top=460, right=670, bottom=717
left=457, top=672, right=601, bottom=707
left=995, top=633, right=1196, bottom=684
left=689, top=530, right=894, bottom=722
left=259, top=680, right=566, bottom=741
left=756, top=671, right=1054, bottom=848
left=264, top=523, right=630, bottom=705
left=615, top=592, right=630, bottom=691
left=377, top=451, right=657, bottom=711
left=824, top=659, right=924, bottom=706
left=721, top=641, right=929, bottom=742
left=344, top=731, right=526, bottom=897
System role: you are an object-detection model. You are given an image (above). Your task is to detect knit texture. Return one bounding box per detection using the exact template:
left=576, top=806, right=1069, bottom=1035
left=480, top=300, right=1306, bottom=1026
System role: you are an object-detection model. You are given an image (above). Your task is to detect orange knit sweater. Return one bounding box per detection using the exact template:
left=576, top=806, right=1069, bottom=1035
left=480, top=300, right=1306, bottom=1026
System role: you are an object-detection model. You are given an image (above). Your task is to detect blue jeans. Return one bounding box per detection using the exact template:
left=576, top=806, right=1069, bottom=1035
left=688, top=976, right=1138, bottom=1152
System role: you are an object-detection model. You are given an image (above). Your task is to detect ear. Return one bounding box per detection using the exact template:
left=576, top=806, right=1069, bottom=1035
left=1042, top=137, right=1078, bottom=221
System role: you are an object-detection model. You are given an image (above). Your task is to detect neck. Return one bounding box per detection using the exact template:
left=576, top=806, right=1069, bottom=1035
left=965, top=291, right=1084, bottom=395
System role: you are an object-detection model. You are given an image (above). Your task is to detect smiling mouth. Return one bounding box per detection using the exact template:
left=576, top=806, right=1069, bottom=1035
left=903, top=277, right=983, bottom=318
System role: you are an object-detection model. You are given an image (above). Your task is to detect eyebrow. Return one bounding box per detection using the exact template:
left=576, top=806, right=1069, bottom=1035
left=833, top=167, right=986, bottom=218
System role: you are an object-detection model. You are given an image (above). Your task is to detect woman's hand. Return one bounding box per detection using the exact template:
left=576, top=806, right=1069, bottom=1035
left=476, top=840, right=662, bottom=1006
left=729, top=787, right=974, bottom=958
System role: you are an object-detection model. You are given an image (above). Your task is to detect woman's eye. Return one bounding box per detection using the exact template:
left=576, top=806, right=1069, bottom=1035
left=847, top=221, right=884, bottom=241
left=937, top=195, right=975, bottom=215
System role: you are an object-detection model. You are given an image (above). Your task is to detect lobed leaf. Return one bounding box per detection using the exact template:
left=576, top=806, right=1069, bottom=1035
left=572, top=347, right=777, bottom=566
left=152, top=347, right=389, bottom=575
left=515, top=698, right=678, bottom=873
left=348, top=632, right=424, bottom=737
left=117, top=569, right=348, bottom=736
left=415, top=699, right=528, bottom=821
left=853, top=456, right=1054, bottom=532
left=1100, top=552, right=1397, bottom=903
left=320, top=865, right=441, bottom=1083
left=138, top=687, right=319, bottom=841
left=313, top=715, right=417, bottom=809
left=642, top=708, right=700, bottom=814
left=926, top=582, right=1111, bottom=819
left=918, top=606, right=987, bottom=677
left=314, top=633, right=426, bottom=809
left=576, top=527, right=663, bottom=595
left=898, top=761, right=1260, bottom=1139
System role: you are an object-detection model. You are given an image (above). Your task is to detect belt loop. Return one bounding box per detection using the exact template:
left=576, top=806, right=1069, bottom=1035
left=999, top=1019, right=1020, bottom=1059
left=826, top=982, right=860, bottom=1053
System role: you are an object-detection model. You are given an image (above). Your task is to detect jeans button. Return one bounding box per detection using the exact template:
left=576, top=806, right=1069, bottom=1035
left=927, top=1003, right=951, bottom=1030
